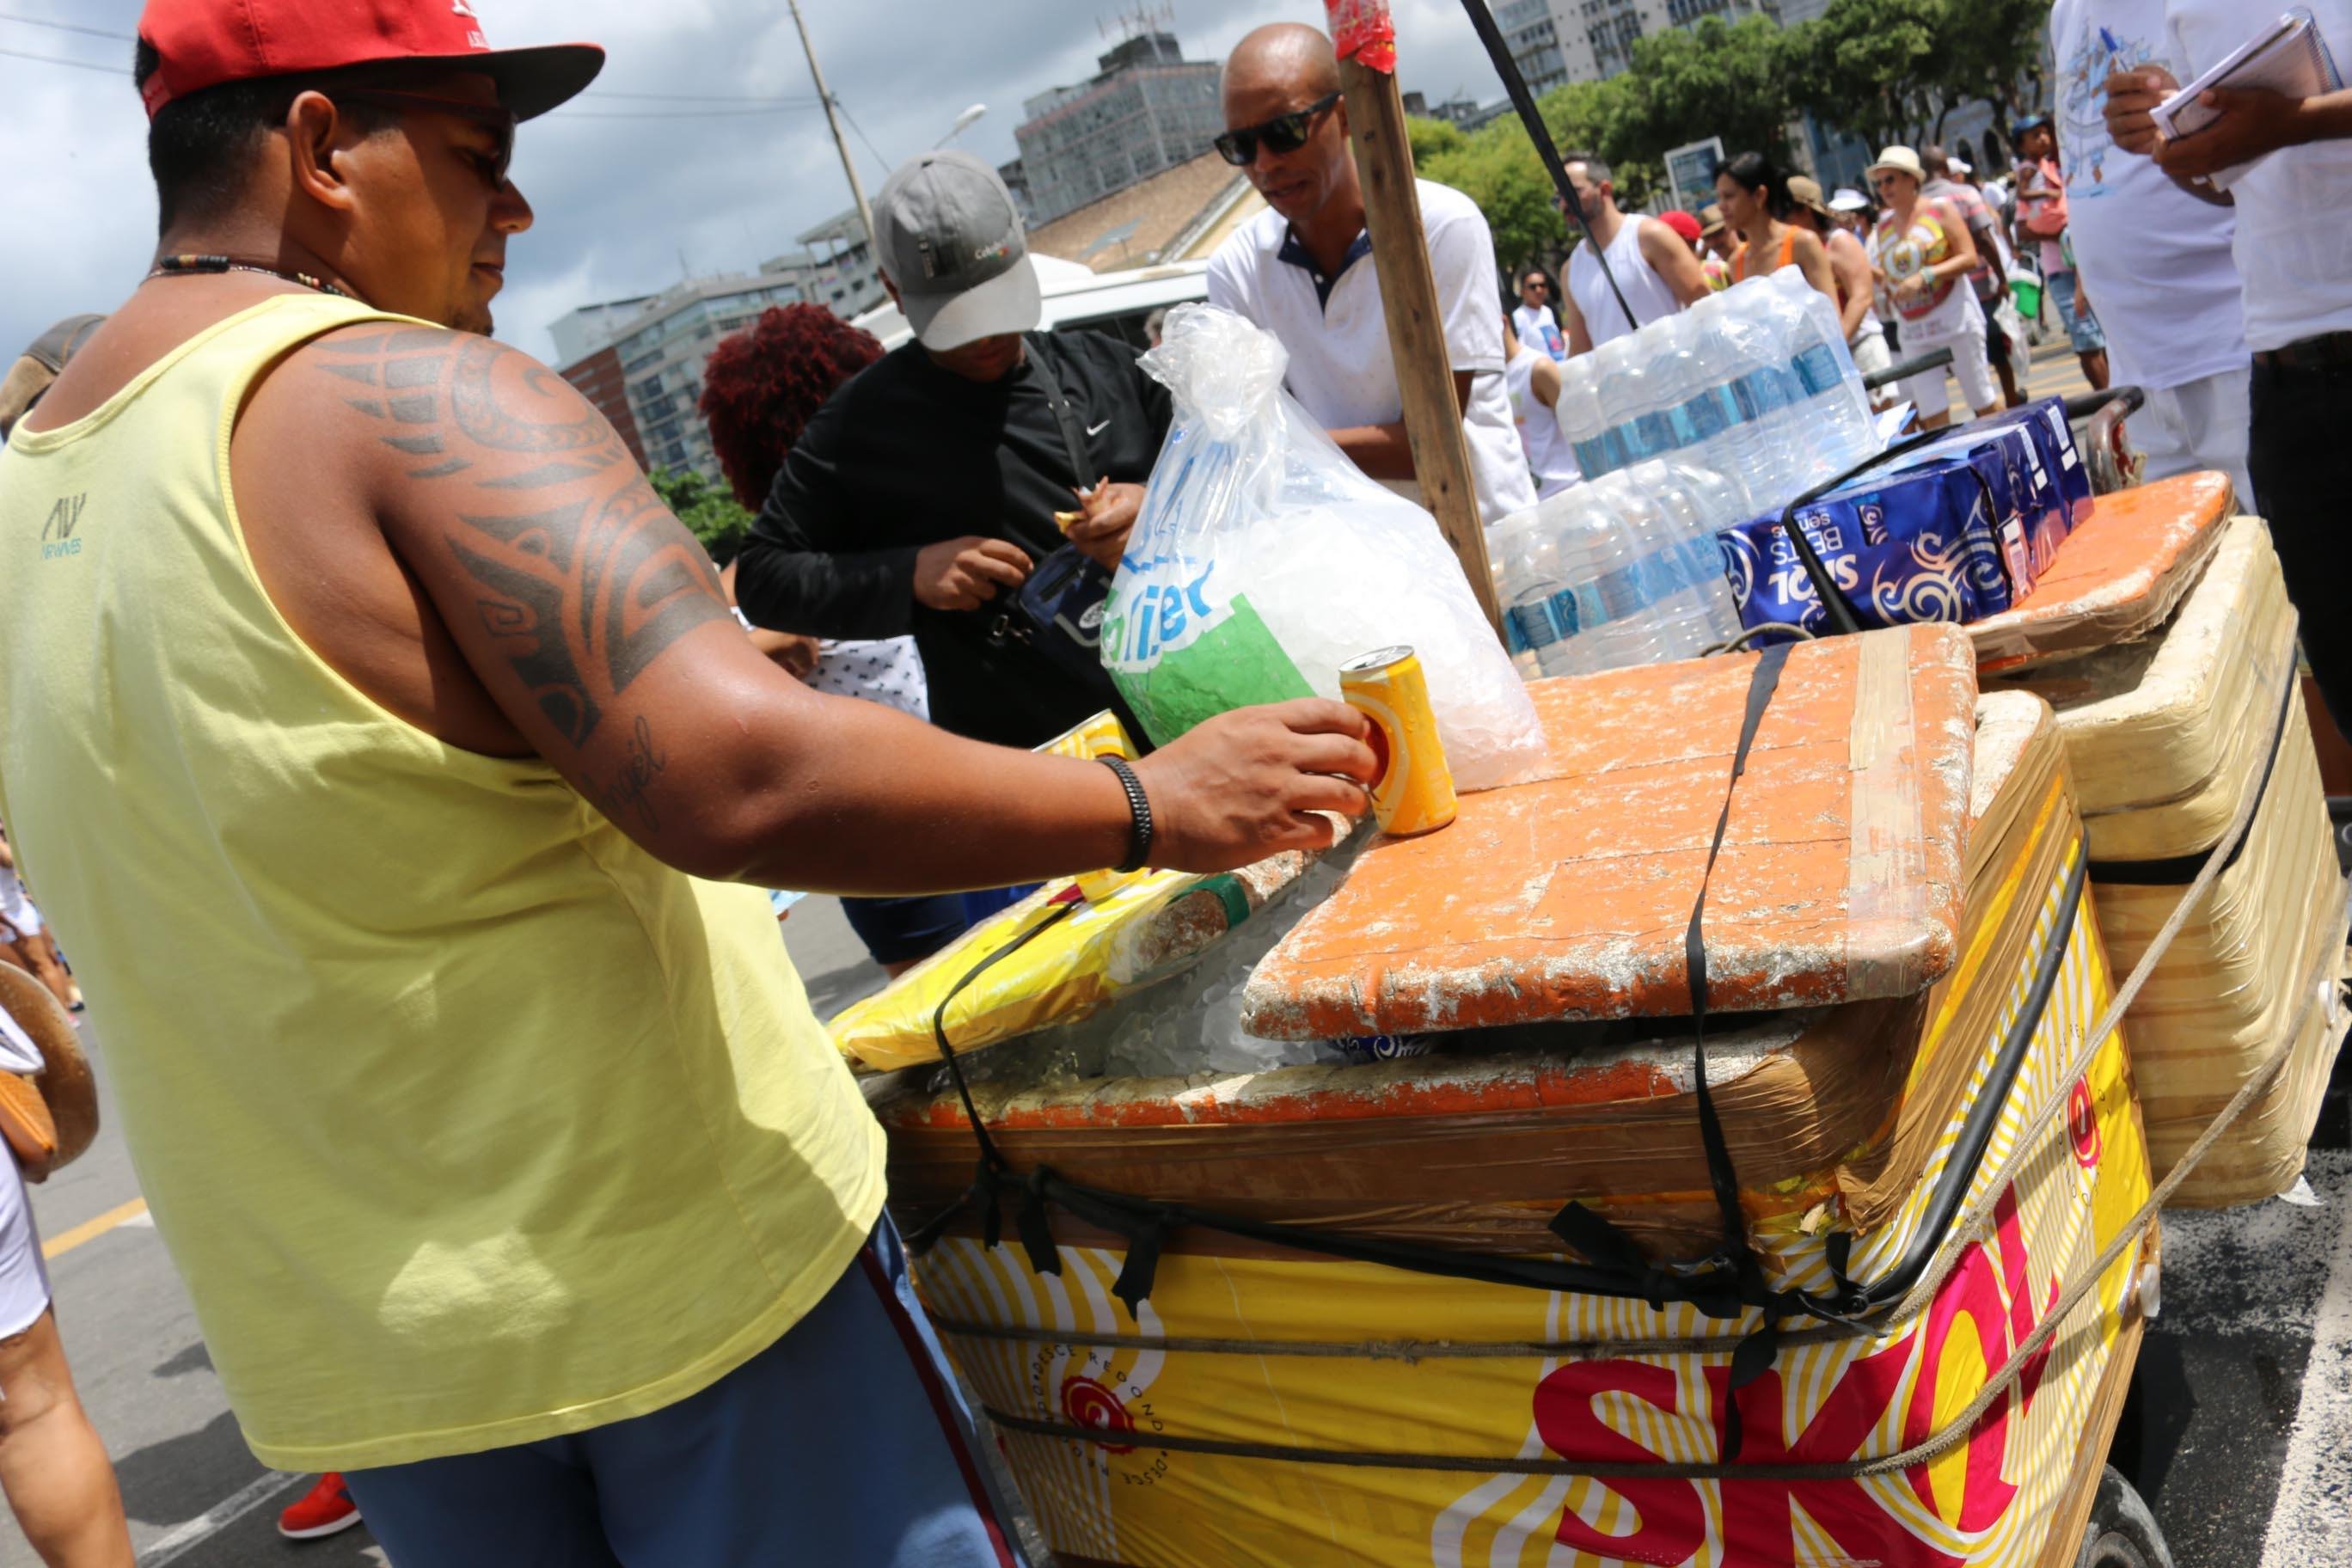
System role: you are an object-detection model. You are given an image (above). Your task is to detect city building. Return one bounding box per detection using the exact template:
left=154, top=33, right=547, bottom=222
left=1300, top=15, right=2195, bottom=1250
left=998, top=156, right=1035, bottom=223
left=1026, top=150, right=1262, bottom=273
left=759, top=207, right=887, bottom=322
left=1404, top=89, right=1506, bottom=129
left=1013, top=29, right=1224, bottom=225
left=1491, top=0, right=1570, bottom=95
left=1499, top=0, right=1782, bottom=87
left=550, top=272, right=812, bottom=482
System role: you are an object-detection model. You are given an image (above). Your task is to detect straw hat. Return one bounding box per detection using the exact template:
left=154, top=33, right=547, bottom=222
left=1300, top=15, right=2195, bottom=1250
left=1786, top=175, right=1834, bottom=221
left=1698, top=203, right=1727, bottom=236
left=1868, top=145, right=1927, bottom=181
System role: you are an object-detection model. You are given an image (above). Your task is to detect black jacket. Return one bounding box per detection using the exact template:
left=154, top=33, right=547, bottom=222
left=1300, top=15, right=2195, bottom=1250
left=732, top=329, right=1172, bottom=749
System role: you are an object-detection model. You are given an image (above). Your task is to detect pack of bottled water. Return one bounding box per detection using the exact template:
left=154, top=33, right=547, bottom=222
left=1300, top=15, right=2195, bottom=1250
left=1554, top=272, right=1878, bottom=516
left=1489, top=460, right=1749, bottom=678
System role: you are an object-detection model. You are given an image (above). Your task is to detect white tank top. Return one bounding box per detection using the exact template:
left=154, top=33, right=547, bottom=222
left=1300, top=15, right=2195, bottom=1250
left=1567, top=217, right=1683, bottom=346
left=1504, top=350, right=1580, bottom=499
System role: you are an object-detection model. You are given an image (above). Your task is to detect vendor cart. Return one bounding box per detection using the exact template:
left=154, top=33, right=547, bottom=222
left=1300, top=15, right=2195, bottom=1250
left=823, top=5, right=2341, bottom=1559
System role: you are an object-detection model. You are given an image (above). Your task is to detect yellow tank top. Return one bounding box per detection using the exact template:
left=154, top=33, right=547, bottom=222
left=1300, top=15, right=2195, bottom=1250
left=0, top=295, right=884, bottom=1470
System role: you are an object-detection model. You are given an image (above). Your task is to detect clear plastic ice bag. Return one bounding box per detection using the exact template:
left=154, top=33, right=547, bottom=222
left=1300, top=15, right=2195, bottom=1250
left=1100, top=304, right=1547, bottom=791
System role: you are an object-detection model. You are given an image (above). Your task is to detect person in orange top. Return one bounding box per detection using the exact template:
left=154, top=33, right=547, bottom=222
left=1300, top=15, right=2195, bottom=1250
left=1785, top=175, right=1891, bottom=390
left=1713, top=151, right=1837, bottom=306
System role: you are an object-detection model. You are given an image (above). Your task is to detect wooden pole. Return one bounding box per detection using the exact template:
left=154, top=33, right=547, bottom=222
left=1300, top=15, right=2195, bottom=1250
left=1335, top=55, right=1504, bottom=634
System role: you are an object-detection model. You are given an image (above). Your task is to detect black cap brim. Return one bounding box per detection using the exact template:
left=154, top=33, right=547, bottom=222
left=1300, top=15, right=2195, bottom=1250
left=410, top=42, right=606, bottom=121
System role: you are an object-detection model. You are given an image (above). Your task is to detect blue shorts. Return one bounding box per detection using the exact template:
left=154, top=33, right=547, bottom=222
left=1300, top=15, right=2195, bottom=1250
left=840, top=893, right=971, bottom=967
left=345, top=1218, right=1026, bottom=1568
left=2047, top=268, right=2107, bottom=356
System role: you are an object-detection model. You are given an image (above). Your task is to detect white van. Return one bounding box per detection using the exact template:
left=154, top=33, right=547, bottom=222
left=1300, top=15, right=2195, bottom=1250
left=850, top=254, right=1209, bottom=353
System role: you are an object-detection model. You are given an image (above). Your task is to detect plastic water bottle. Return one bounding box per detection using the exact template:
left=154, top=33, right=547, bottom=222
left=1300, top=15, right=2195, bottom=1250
left=1655, top=314, right=1750, bottom=515
left=1767, top=269, right=1877, bottom=476
left=1592, top=336, right=1669, bottom=469
left=1493, top=503, right=1569, bottom=678
left=1581, top=470, right=1674, bottom=668
left=1685, top=291, right=1783, bottom=508
left=1641, top=461, right=1743, bottom=651
left=1554, top=357, right=1617, bottom=481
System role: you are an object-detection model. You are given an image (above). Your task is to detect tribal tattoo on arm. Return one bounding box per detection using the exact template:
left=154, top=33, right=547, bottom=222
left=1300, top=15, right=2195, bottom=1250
left=314, top=328, right=729, bottom=828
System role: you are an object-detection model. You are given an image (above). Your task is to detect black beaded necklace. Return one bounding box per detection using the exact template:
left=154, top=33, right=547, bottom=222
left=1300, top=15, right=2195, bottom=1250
left=147, top=254, right=358, bottom=301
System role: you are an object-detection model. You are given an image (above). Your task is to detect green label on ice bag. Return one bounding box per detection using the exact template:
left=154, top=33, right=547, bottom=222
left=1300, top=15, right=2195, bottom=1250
left=1108, top=591, right=1313, bottom=745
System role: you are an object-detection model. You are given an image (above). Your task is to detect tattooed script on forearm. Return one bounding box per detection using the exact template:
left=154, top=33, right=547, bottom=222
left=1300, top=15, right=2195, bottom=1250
left=313, top=330, right=725, bottom=826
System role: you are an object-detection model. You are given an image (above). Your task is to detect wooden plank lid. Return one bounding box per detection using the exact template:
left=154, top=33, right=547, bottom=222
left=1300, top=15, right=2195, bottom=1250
left=1969, top=470, right=2234, bottom=672
left=1240, top=623, right=1977, bottom=1039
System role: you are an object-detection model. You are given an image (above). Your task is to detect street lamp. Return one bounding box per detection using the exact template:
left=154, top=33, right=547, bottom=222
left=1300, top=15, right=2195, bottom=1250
left=934, top=103, right=988, bottom=148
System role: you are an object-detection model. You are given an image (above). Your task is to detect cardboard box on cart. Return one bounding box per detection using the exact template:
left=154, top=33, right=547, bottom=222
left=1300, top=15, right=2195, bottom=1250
left=871, top=626, right=2156, bottom=1568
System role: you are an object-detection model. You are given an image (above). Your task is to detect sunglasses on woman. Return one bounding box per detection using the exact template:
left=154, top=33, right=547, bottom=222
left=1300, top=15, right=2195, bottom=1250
left=1213, top=91, right=1342, bottom=168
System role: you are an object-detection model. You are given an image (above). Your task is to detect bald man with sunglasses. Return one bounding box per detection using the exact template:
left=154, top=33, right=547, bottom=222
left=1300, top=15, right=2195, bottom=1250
left=1205, top=24, right=1536, bottom=525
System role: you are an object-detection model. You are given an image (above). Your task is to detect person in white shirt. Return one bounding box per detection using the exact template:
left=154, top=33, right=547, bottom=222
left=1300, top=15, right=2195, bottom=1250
left=2105, top=0, right=2352, bottom=722
left=1512, top=269, right=1567, bottom=361
left=1555, top=154, right=1712, bottom=352
left=1207, top=23, right=1536, bottom=524
left=2047, top=0, right=2254, bottom=504
left=1501, top=313, right=1579, bottom=499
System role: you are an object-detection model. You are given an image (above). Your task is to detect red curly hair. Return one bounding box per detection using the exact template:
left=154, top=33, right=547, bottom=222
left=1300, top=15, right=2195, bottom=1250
left=699, top=303, right=885, bottom=508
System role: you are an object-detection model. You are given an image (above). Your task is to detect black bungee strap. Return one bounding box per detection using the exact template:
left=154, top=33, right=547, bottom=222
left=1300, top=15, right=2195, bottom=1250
left=900, top=643, right=2085, bottom=1406
left=1455, top=0, right=1638, bottom=335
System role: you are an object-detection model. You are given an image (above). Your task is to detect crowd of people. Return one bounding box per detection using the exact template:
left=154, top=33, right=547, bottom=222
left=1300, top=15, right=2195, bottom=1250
left=0, top=0, right=2345, bottom=1564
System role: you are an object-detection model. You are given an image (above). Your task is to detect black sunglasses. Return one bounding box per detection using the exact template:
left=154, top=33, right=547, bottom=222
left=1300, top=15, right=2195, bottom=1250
left=1213, top=92, right=1342, bottom=167
left=336, top=89, right=518, bottom=185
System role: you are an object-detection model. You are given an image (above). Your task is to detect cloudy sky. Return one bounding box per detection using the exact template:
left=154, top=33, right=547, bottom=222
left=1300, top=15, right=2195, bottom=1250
left=0, top=0, right=1506, bottom=367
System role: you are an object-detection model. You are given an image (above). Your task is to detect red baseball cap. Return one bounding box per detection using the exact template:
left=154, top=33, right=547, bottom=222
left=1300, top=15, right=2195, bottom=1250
left=1657, top=209, right=1702, bottom=244
left=137, top=0, right=604, bottom=121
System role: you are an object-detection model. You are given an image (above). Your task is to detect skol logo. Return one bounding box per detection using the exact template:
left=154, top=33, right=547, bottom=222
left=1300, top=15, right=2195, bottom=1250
left=1529, top=1184, right=2061, bottom=1566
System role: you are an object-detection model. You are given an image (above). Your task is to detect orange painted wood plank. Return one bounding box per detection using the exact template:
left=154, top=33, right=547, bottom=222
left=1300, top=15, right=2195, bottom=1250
left=1241, top=623, right=1978, bottom=1039
left=1971, top=470, right=2234, bottom=671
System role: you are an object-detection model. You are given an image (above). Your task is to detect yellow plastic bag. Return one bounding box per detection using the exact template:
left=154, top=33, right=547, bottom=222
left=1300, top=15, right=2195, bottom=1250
left=829, top=711, right=1318, bottom=1071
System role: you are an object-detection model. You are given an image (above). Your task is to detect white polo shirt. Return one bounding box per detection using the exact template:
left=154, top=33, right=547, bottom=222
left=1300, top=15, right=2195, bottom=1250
left=2165, top=0, right=2352, bottom=353
left=1207, top=179, right=1537, bottom=524
left=2050, top=0, right=2246, bottom=389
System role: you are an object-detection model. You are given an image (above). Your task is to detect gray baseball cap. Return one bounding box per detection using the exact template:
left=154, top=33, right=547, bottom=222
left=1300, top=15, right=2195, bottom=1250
left=874, top=150, right=1039, bottom=352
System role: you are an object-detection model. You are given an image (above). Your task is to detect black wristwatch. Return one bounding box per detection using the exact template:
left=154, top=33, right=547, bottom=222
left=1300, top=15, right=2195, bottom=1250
left=1099, top=756, right=1155, bottom=873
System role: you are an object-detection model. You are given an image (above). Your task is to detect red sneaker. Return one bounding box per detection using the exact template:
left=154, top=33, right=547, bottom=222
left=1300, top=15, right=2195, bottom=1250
left=277, top=1473, right=361, bottom=1540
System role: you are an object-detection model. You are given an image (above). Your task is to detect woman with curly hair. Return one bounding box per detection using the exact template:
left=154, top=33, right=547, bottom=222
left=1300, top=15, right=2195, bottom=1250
left=700, top=305, right=965, bottom=975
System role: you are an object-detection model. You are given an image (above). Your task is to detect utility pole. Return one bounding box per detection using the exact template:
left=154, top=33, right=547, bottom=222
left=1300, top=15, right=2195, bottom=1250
left=786, top=0, right=878, bottom=260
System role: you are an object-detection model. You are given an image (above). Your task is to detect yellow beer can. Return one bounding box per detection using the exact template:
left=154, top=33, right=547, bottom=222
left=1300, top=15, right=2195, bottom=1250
left=1338, top=646, right=1457, bottom=836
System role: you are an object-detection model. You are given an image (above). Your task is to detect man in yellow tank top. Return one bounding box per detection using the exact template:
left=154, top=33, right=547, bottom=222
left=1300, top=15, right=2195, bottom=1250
left=0, top=2, right=1378, bottom=1562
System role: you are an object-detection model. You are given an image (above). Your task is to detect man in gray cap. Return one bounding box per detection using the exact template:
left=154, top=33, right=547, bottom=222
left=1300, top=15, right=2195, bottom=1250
left=734, top=151, right=1173, bottom=749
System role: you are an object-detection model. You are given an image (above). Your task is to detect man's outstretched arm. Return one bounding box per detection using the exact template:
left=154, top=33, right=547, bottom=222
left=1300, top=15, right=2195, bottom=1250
left=319, top=327, right=1375, bottom=891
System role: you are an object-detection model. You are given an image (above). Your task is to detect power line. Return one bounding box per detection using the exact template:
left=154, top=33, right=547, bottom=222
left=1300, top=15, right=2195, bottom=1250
left=0, top=42, right=124, bottom=74
left=584, top=89, right=818, bottom=105
left=0, top=11, right=132, bottom=43
left=835, top=101, right=889, bottom=170
left=552, top=105, right=822, bottom=120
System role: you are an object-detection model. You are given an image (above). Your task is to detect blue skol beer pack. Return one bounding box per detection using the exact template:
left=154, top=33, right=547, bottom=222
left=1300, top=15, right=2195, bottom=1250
left=1715, top=426, right=2055, bottom=643
left=1971, top=397, right=2094, bottom=565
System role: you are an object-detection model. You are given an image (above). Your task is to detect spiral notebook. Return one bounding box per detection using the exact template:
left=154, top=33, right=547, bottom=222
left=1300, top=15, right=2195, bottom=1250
left=2154, top=8, right=2343, bottom=158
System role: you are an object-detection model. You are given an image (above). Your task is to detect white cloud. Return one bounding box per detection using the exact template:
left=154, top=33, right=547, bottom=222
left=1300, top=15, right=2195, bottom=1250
left=0, top=0, right=1510, bottom=367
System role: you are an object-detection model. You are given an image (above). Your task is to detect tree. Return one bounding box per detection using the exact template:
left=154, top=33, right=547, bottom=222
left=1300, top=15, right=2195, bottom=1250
left=1934, top=0, right=2053, bottom=136
left=1404, top=114, right=1467, bottom=168
left=1785, top=0, right=1948, bottom=152
left=1420, top=117, right=1567, bottom=274
left=1608, top=15, right=1803, bottom=182
left=649, top=467, right=756, bottom=567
